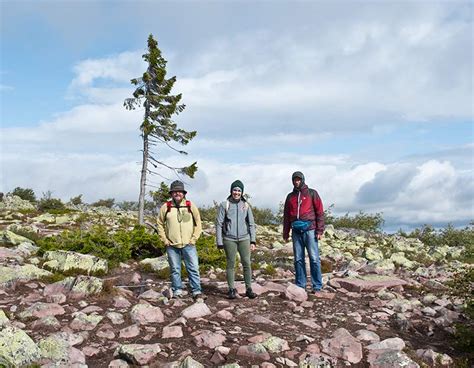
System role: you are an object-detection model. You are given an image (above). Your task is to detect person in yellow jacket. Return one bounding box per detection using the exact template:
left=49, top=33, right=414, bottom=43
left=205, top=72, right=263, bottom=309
left=157, top=180, right=205, bottom=300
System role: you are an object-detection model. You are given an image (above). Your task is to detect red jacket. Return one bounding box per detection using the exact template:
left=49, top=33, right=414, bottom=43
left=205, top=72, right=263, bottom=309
left=283, top=184, right=325, bottom=239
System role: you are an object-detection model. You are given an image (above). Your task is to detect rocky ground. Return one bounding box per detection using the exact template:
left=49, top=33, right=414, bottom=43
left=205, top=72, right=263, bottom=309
left=0, top=195, right=472, bottom=367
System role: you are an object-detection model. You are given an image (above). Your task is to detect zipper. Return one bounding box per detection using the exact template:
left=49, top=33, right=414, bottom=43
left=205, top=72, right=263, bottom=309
left=236, top=202, right=239, bottom=240
left=297, top=192, right=301, bottom=219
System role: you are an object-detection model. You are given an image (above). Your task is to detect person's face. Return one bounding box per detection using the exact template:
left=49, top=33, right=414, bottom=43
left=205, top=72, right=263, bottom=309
left=293, top=177, right=302, bottom=188
left=171, top=191, right=184, bottom=202
left=232, top=188, right=242, bottom=200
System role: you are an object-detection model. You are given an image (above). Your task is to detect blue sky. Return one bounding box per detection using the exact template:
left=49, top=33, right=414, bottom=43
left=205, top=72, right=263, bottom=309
left=1, top=0, right=473, bottom=231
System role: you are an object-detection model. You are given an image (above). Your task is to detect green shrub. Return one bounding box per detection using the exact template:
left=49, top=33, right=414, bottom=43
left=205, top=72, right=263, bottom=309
left=252, top=206, right=278, bottom=225
left=195, top=235, right=226, bottom=271
left=37, top=225, right=163, bottom=268
left=406, top=223, right=474, bottom=263
left=38, top=191, right=66, bottom=212
left=91, top=198, right=115, bottom=208
left=325, top=205, right=384, bottom=232
left=199, top=202, right=219, bottom=222
left=10, top=187, right=37, bottom=202
left=70, top=194, right=83, bottom=205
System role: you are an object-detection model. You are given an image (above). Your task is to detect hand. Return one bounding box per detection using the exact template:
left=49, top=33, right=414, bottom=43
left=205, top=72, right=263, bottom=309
left=316, top=234, right=322, bottom=240
left=250, top=243, right=256, bottom=251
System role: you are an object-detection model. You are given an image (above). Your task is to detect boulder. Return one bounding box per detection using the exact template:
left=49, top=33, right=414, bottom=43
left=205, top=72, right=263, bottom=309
left=115, top=343, right=161, bottom=365
left=0, top=326, right=40, bottom=367
left=181, top=303, right=212, bottom=319
left=332, top=275, right=407, bottom=292
left=43, top=250, right=108, bottom=275
left=285, top=284, right=308, bottom=302
left=140, top=256, right=169, bottom=273
left=0, top=230, right=33, bottom=246
left=130, top=303, right=164, bottom=325
left=237, top=343, right=270, bottom=361
left=321, top=328, right=362, bottom=364
left=0, top=264, right=52, bottom=286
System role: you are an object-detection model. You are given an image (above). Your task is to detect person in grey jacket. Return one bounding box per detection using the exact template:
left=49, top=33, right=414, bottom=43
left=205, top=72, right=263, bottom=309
left=216, top=180, right=257, bottom=299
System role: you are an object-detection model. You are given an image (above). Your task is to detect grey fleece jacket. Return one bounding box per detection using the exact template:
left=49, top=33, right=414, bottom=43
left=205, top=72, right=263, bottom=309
left=216, top=199, right=256, bottom=245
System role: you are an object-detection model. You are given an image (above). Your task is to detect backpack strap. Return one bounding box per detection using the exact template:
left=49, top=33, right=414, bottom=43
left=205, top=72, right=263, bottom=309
left=166, top=200, right=172, bottom=213
left=185, top=200, right=192, bottom=213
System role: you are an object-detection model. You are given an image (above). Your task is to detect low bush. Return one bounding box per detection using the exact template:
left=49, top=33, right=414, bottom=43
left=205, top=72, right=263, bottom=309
left=69, top=194, right=83, bottom=205
left=37, top=225, right=163, bottom=268
left=325, top=205, right=384, bottom=232
left=196, top=235, right=226, bottom=271
left=405, top=223, right=474, bottom=263
left=10, top=187, right=37, bottom=202
left=38, top=191, right=66, bottom=212
left=91, top=198, right=115, bottom=208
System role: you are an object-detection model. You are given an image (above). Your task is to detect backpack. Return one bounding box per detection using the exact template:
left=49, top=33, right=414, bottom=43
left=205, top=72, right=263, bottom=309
left=166, top=200, right=192, bottom=214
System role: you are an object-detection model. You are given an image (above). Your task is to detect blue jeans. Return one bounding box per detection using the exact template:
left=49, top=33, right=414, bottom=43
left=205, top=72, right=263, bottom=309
left=166, top=244, right=201, bottom=295
left=292, top=229, right=322, bottom=291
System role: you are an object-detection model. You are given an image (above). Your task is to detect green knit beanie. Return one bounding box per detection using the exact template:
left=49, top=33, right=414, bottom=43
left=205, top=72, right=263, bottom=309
left=230, top=180, right=244, bottom=194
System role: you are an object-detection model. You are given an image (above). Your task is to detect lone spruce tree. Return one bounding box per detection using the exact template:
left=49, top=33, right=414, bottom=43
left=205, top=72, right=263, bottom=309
left=124, top=34, right=197, bottom=224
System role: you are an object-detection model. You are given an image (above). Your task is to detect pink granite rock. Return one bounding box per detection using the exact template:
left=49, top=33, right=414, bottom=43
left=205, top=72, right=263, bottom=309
left=181, top=302, right=212, bottom=319
left=285, top=284, right=308, bottom=303
left=162, top=325, right=183, bottom=339
left=332, top=276, right=407, bottom=292
left=130, top=303, right=164, bottom=325
left=321, top=328, right=362, bottom=364
left=193, top=330, right=226, bottom=349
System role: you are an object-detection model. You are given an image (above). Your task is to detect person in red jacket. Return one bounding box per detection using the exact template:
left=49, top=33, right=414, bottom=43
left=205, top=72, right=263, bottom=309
left=283, top=171, right=325, bottom=293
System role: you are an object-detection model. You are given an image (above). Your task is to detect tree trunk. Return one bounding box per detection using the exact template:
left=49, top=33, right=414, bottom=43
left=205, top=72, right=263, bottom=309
left=138, top=133, right=148, bottom=225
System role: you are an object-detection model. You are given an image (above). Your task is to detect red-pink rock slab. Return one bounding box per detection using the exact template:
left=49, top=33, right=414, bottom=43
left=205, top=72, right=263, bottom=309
left=130, top=303, right=164, bottom=325
left=181, top=302, right=212, bottom=319
left=193, top=330, right=226, bottom=349
left=332, top=276, right=407, bottom=292
left=162, top=325, right=183, bottom=339
left=237, top=343, right=270, bottom=361
left=321, top=328, right=362, bottom=364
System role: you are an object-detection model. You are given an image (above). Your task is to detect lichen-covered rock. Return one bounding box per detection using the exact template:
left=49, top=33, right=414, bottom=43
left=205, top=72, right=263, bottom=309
left=115, top=343, right=161, bottom=365
left=389, top=252, right=417, bottom=269
left=237, top=343, right=270, bottom=361
left=43, top=250, right=108, bottom=275
left=0, top=310, right=9, bottom=327
left=363, top=247, right=384, bottom=261
left=0, top=326, right=40, bottom=367
left=0, top=195, right=35, bottom=211
left=70, top=312, right=103, bottom=330
left=0, top=230, right=33, bottom=246
left=44, top=276, right=104, bottom=298
left=262, top=335, right=290, bottom=353
left=38, top=334, right=86, bottom=365
left=180, top=356, right=205, bottom=367
left=140, top=256, right=169, bottom=273
left=0, top=264, right=52, bottom=286
left=18, top=302, right=65, bottom=320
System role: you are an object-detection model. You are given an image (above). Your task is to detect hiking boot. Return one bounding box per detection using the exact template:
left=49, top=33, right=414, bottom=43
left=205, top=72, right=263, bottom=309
left=192, top=292, right=207, bottom=301
left=245, top=288, right=257, bottom=299
left=227, top=288, right=237, bottom=299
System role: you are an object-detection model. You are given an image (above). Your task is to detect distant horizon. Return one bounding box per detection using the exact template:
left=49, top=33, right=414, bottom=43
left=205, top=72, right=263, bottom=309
left=1, top=1, right=473, bottom=233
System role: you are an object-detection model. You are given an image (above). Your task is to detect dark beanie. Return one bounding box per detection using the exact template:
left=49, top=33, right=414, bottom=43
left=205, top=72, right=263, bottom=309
left=169, top=180, right=187, bottom=194
left=230, top=180, right=244, bottom=193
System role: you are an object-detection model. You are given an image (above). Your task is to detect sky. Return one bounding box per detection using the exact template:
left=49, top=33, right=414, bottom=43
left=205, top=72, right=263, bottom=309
left=1, top=0, right=473, bottom=231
